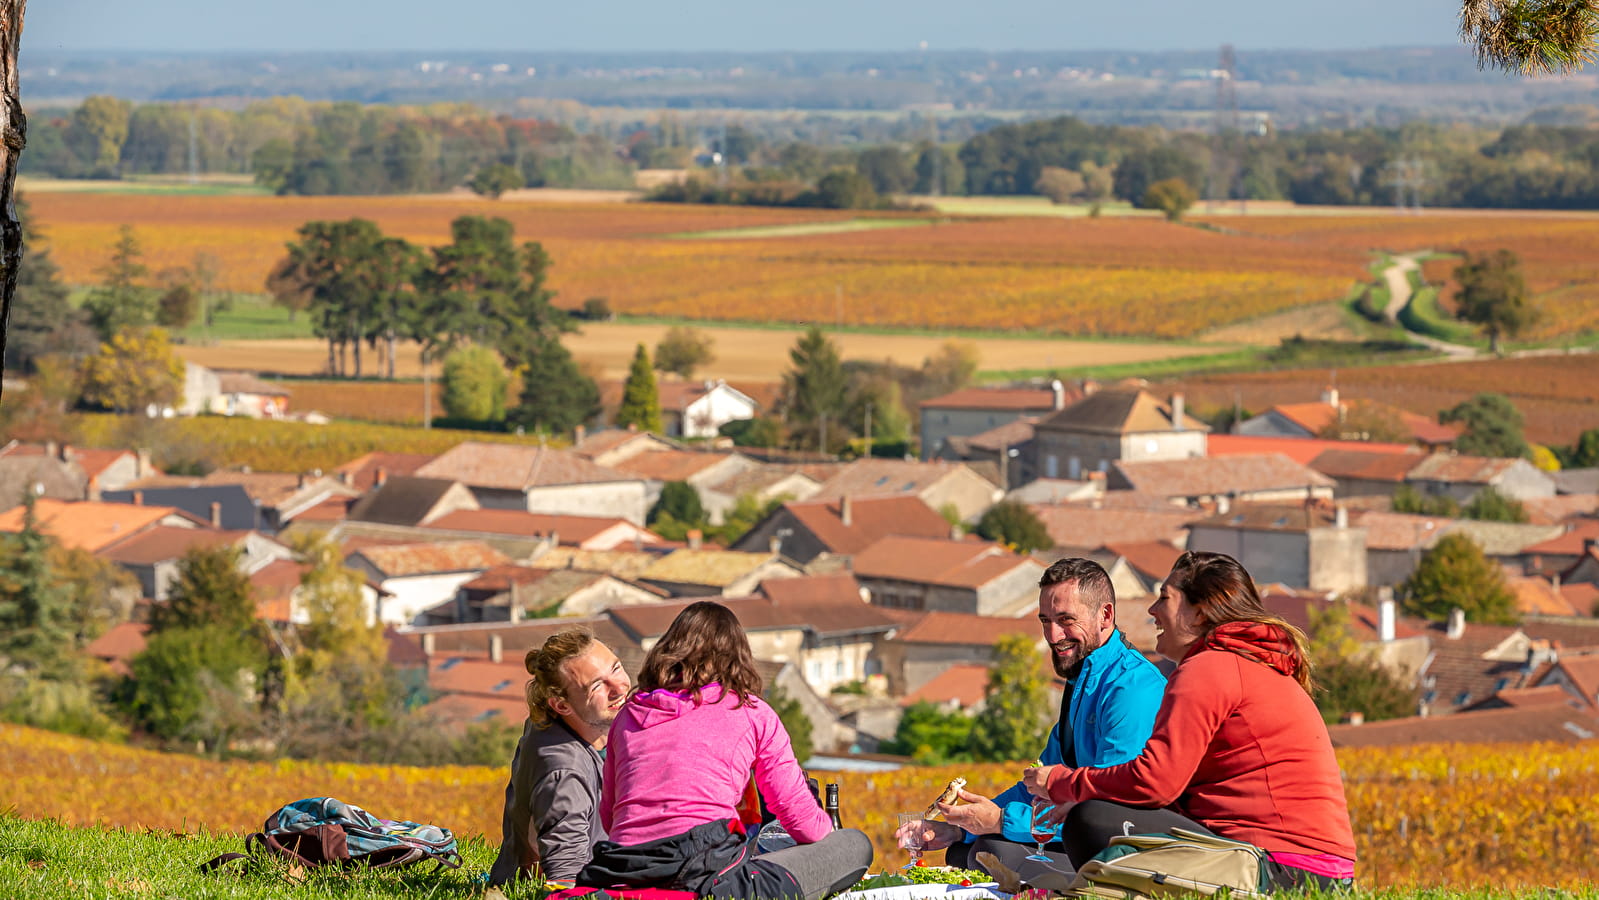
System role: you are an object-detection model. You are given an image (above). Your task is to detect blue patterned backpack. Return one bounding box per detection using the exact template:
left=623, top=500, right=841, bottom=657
left=201, top=797, right=461, bottom=873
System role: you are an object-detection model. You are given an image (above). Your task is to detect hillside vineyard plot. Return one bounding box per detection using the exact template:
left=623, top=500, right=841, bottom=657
left=4, top=724, right=1599, bottom=889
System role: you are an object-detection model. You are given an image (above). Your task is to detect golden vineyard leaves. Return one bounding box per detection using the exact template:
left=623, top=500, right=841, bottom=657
left=31, top=190, right=1599, bottom=339
left=4, top=724, right=1599, bottom=888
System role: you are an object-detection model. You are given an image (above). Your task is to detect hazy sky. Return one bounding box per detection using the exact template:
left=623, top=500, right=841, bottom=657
left=27, top=0, right=1460, bottom=54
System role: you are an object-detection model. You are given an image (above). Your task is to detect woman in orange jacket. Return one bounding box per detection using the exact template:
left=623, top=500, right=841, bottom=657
left=1024, top=551, right=1356, bottom=892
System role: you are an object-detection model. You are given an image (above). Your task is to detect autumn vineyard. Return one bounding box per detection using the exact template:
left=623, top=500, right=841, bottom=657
left=4, top=723, right=1597, bottom=890
left=27, top=191, right=1599, bottom=340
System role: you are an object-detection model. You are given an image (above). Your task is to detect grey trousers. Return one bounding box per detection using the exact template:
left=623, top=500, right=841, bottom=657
left=761, top=828, right=874, bottom=900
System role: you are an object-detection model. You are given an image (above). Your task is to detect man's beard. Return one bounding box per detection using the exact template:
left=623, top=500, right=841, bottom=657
left=1051, top=637, right=1102, bottom=678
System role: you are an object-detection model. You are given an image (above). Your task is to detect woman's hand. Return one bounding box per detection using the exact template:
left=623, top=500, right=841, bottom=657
left=1038, top=800, right=1074, bottom=828
left=1022, top=764, right=1059, bottom=800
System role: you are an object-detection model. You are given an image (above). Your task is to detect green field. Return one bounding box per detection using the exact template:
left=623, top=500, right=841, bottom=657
left=18, top=174, right=272, bottom=197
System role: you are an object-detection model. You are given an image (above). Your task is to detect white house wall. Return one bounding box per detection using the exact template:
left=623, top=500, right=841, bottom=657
left=525, top=482, right=650, bottom=526
left=378, top=572, right=483, bottom=626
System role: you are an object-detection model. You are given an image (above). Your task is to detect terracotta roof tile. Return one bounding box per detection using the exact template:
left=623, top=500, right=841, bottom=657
left=1196, top=502, right=1339, bottom=533
left=1476, top=684, right=1579, bottom=709
left=809, top=459, right=984, bottom=501
left=1037, top=388, right=1207, bottom=436
left=1348, top=510, right=1452, bottom=550
left=251, top=558, right=310, bottom=622
left=85, top=622, right=150, bottom=676
left=293, top=495, right=356, bottom=523
left=428, top=509, right=648, bottom=546
left=889, top=610, right=1037, bottom=646
left=529, top=547, right=661, bottom=581
left=853, top=535, right=1038, bottom=589
left=1308, top=447, right=1426, bottom=482
left=1406, top=453, right=1526, bottom=485
left=1263, top=593, right=1424, bottom=642
left=416, top=442, right=637, bottom=491
left=1510, top=576, right=1579, bottom=616
left=351, top=540, right=509, bottom=578
left=1271, top=400, right=1460, bottom=445
left=1553, top=653, right=1599, bottom=708
left=97, top=526, right=256, bottom=565
left=1030, top=504, right=1205, bottom=548
left=902, top=664, right=992, bottom=708
left=783, top=495, right=950, bottom=555
left=424, top=691, right=530, bottom=727
left=920, top=387, right=1070, bottom=412
left=1560, top=584, right=1599, bottom=618
left=610, top=450, right=736, bottom=482
left=758, top=572, right=868, bottom=606
left=956, top=417, right=1040, bottom=454
left=1113, top=454, right=1334, bottom=499
left=1210, top=434, right=1417, bottom=467
left=654, top=379, right=755, bottom=413
left=333, top=452, right=436, bottom=491
left=215, top=371, right=290, bottom=396
left=1329, top=705, right=1599, bottom=747
left=0, top=499, right=190, bottom=552
left=1522, top=495, right=1599, bottom=527
left=408, top=615, right=646, bottom=671
left=127, top=471, right=317, bottom=507
left=704, top=466, right=821, bottom=499
left=637, top=549, right=785, bottom=588
left=1103, top=541, right=1184, bottom=581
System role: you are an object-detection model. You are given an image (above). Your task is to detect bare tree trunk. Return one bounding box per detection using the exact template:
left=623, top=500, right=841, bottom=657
left=0, top=1, right=28, bottom=399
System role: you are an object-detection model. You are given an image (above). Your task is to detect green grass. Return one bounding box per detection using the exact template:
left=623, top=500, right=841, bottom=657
left=63, top=290, right=317, bottom=342
left=666, top=218, right=937, bottom=240
left=1399, top=285, right=1483, bottom=347
left=0, top=813, right=539, bottom=900
left=978, top=336, right=1436, bottom=383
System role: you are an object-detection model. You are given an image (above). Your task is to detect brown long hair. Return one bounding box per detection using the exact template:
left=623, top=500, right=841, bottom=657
left=1164, top=551, right=1315, bottom=692
left=636, top=601, right=763, bottom=707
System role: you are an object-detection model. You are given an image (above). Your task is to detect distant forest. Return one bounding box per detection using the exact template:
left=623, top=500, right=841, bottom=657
left=22, top=93, right=1599, bottom=211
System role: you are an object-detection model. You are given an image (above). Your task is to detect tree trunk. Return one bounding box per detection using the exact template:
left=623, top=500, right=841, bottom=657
left=326, top=338, right=335, bottom=376
left=0, top=1, right=28, bottom=400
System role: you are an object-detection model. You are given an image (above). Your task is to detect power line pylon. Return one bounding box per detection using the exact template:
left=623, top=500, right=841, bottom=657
left=1209, top=44, right=1243, bottom=214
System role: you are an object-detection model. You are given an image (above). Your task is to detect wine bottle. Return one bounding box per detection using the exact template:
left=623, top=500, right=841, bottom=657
left=825, top=782, right=842, bottom=829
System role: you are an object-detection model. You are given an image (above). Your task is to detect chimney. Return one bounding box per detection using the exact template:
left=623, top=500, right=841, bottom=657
left=769, top=535, right=783, bottom=555
left=420, top=633, right=435, bottom=657
left=1335, top=505, right=1348, bottom=529
left=297, top=473, right=307, bottom=489
left=1051, top=379, right=1065, bottom=411
left=58, top=442, right=72, bottom=462
left=1377, top=587, right=1396, bottom=643
left=136, top=448, right=153, bottom=478
left=840, top=494, right=853, bottom=527
left=687, top=529, right=703, bottom=550
left=1322, top=386, right=1340, bottom=409
left=1447, top=607, right=1467, bottom=640
left=44, top=440, right=58, bottom=459
left=209, top=502, right=222, bottom=528
left=1216, top=494, right=1230, bottom=515
left=132, top=491, right=143, bottom=506
left=339, top=470, right=352, bottom=486
left=1344, top=711, right=1364, bottom=726
left=489, top=634, right=503, bottom=664
left=574, top=424, right=587, bottom=445
left=1171, top=393, right=1185, bottom=431
left=375, top=467, right=388, bottom=487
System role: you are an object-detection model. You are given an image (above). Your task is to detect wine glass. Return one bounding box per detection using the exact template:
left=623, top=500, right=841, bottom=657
left=1025, top=798, right=1056, bottom=862
left=896, top=812, right=926, bottom=868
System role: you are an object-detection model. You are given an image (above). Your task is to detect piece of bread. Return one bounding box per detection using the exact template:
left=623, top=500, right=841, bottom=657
left=923, top=777, right=967, bottom=819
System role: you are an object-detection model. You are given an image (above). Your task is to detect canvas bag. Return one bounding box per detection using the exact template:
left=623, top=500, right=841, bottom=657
left=200, top=797, right=461, bottom=873
left=1063, top=828, right=1270, bottom=900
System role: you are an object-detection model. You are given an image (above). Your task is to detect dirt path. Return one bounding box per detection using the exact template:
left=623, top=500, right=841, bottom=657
left=172, top=323, right=1239, bottom=382
left=1381, top=253, right=1477, bottom=358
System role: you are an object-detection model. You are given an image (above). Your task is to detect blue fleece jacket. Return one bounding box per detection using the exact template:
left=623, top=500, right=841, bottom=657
left=981, top=630, right=1166, bottom=844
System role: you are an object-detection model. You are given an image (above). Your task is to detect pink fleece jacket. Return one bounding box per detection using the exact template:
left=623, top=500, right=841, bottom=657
left=600, top=683, right=832, bottom=847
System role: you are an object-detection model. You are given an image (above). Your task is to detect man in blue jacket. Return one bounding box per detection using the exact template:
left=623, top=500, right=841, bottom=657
left=899, top=558, right=1167, bottom=879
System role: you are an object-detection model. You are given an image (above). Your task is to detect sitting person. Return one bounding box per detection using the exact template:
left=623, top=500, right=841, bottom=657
left=578, top=601, right=872, bottom=900
left=1025, top=551, right=1357, bottom=892
left=898, top=559, right=1166, bottom=879
left=489, top=628, right=632, bottom=886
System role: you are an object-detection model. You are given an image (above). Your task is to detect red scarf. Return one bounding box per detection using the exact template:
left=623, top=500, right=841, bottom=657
left=1188, top=620, right=1302, bottom=679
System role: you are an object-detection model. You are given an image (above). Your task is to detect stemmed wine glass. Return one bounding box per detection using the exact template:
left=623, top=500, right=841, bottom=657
left=896, top=812, right=926, bottom=868
left=1025, top=797, right=1056, bottom=862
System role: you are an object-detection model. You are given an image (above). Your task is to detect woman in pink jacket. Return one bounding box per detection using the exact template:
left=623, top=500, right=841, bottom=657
left=583, top=601, right=872, bottom=900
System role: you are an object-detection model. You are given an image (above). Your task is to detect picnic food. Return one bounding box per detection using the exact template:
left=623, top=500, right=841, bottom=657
left=923, top=777, right=967, bottom=819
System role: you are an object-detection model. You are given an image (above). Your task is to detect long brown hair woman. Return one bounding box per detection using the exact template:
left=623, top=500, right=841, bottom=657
left=1024, top=551, right=1357, bottom=892
left=587, top=601, right=872, bottom=900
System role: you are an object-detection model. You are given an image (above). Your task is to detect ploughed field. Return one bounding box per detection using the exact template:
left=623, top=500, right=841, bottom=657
left=4, top=724, right=1597, bottom=889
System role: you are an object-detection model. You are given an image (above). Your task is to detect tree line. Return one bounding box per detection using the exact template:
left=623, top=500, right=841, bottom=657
left=27, top=92, right=1599, bottom=210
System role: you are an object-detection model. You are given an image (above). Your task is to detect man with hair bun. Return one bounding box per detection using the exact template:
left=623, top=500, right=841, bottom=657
left=489, top=627, right=632, bottom=886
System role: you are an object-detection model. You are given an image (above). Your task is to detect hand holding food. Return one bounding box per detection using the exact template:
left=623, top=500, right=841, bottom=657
left=923, top=776, right=967, bottom=819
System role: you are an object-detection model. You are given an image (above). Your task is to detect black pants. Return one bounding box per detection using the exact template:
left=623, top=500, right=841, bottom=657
left=947, top=835, right=1075, bottom=890
left=1062, top=801, right=1354, bottom=893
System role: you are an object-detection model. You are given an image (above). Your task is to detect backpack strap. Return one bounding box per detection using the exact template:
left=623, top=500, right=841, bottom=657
left=198, top=852, right=252, bottom=874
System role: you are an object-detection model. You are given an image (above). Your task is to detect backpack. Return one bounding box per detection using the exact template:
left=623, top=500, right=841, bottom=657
left=200, top=797, right=462, bottom=873
left=1064, top=828, right=1270, bottom=900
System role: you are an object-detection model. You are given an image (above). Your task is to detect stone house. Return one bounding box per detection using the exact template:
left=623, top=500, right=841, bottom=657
left=732, top=494, right=952, bottom=565
left=919, top=383, right=1074, bottom=462
left=415, top=441, right=650, bottom=525
left=1032, top=387, right=1208, bottom=482
left=852, top=535, right=1045, bottom=616
left=1187, top=502, right=1368, bottom=593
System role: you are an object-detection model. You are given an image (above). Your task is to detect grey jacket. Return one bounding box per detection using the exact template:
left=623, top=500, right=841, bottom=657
left=488, top=717, right=606, bottom=885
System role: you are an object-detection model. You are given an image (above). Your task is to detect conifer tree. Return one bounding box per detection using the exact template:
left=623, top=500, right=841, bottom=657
left=616, top=343, right=663, bottom=433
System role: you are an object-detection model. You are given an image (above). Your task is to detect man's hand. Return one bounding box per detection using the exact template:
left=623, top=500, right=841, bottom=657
left=938, top=788, right=1003, bottom=835
left=894, top=818, right=964, bottom=852
left=1022, top=764, right=1059, bottom=801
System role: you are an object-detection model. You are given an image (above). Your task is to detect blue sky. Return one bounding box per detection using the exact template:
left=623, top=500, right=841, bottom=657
left=27, top=0, right=1459, bottom=53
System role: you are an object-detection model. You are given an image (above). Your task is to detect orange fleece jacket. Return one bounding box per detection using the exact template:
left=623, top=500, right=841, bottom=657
left=1046, top=646, right=1357, bottom=860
